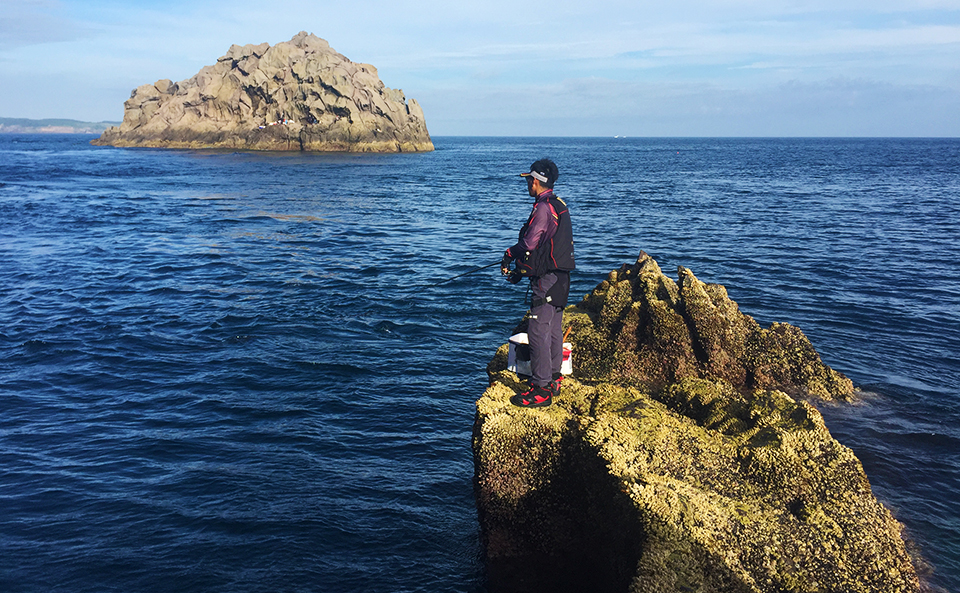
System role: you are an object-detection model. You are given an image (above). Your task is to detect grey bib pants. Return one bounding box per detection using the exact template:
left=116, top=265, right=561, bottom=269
left=528, top=271, right=565, bottom=388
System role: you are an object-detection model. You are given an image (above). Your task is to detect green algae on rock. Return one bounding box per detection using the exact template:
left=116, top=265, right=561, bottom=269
left=473, top=253, right=920, bottom=593
left=567, top=251, right=854, bottom=401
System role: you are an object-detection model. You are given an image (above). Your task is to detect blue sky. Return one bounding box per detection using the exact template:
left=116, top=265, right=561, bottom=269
left=2, top=0, right=959, bottom=136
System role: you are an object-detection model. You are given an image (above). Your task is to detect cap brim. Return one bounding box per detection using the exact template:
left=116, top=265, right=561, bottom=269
left=520, top=171, right=548, bottom=183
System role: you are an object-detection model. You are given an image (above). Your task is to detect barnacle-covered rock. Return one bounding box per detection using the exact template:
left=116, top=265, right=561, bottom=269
left=568, top=251, right=853, bottom=400
left=474, top=253, right=919, bottom=593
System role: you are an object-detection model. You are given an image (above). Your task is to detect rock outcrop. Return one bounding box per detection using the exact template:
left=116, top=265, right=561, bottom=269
left=568, top=252, right=854, bottom=401
left=92, top=32, right=433, bottom=152
left=474, top=252, right=920, bottom=593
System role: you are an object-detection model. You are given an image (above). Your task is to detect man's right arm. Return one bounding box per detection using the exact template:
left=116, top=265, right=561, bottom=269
left=512, top=203, right=554, bottom=256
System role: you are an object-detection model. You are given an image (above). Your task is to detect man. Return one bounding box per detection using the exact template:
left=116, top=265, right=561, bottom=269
left=501, top=158, right=576, bottom=408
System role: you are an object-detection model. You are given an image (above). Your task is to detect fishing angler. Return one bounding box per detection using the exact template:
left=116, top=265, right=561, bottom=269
left=500, top=158, right=576, bottom=408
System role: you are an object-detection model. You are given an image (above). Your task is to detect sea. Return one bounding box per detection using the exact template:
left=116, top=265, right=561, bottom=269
left=1, top=134, right=958, bottom=593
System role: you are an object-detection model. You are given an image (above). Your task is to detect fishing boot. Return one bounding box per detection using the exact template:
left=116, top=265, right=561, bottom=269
left=549, top=372, right=563, bottom=398
left=510, top=384, right=552, bottom=408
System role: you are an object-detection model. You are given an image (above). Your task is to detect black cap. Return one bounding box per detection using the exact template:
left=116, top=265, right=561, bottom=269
left=519, top=158, right=559, bottom=188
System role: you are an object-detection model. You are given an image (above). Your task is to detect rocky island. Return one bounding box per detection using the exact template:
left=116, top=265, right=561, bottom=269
left=475, top=252, right=921, bottom=593
left=92, top=32, right=433, bottom=152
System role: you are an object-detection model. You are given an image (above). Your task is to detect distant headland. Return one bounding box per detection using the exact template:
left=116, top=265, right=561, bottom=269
left=92, top=31, right=434, bottom=153
left=0, top=118, right=119, bottom=134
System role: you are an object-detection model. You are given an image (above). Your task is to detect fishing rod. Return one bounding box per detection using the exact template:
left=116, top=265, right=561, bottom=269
left=422, top=261, right=502, bottom=288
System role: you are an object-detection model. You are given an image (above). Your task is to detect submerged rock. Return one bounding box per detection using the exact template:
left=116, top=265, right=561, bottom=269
left=92, top=32, right=433, bottom=152
left=474, top=252, right=920, bottom=593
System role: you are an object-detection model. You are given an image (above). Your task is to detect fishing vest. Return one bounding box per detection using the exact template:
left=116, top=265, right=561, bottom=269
left=516, top=195, right=576, bottom=279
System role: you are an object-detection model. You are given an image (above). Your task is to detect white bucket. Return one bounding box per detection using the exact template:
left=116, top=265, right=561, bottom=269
left=507, top=333, right=531, bottom=376
left=561, top=341, right=573, bottom=375
left=507, top=332, right=573, bottom=376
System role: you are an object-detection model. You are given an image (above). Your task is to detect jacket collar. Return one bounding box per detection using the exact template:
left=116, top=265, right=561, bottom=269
left=535, top=189, right=554, bottom=202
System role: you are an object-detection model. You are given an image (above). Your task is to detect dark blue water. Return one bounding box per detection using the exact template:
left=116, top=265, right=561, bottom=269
left=1, top=135, right=958, bottom=592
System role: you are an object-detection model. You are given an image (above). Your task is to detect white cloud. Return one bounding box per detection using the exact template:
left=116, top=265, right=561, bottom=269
left=1, top=0, right=958, bottom=134
left=0, top=0, right=92, bottom=49
left=419, top=75, right=960, bottom=136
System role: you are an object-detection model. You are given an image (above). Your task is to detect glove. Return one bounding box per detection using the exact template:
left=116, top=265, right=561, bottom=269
left=507, top=272, right=522, bottom=284
left=500, top=249, right=513, bottom=276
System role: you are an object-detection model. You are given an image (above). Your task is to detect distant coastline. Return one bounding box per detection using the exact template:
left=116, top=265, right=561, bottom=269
left=0, top=117, right=120, bottom=134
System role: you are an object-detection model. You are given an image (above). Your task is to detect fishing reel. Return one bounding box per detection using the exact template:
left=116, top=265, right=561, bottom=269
left=501, top=264, right=523, bottom=284
left=501, top=253, right=523, bottom=284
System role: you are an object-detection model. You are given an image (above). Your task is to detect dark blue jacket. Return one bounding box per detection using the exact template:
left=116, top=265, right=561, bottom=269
left=508, top=190, right=575, bottom=278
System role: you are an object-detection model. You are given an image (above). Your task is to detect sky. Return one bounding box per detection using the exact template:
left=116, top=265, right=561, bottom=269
left=2, top=0, right=959, bottom=136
